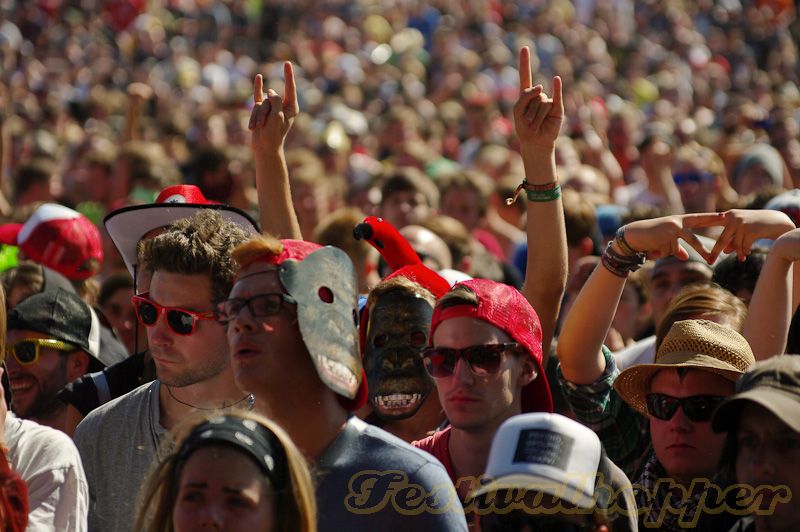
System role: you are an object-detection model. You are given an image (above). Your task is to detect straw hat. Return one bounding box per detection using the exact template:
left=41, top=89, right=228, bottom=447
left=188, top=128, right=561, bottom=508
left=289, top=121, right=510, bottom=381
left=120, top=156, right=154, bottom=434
left=613, top=319, right=755, bottom=415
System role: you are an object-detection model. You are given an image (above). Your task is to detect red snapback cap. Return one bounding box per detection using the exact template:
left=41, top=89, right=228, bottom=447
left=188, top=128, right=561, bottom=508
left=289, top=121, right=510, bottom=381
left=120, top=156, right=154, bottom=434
left=429, top=278, right=553, bottom=413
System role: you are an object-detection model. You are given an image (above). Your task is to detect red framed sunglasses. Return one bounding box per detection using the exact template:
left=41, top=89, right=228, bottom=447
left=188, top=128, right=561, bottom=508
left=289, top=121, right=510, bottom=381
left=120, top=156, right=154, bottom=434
left=132, top=293, right=216, bottom=336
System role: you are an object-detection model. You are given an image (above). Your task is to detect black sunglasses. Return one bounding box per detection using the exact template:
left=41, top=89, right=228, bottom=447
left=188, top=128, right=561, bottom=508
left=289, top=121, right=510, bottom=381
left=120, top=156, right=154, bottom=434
left=421, top=343, right=521, bottom=378
left=645, top=393, right=726, bottom=423
left=215, top=293, right=297, bottom=325
left=477, top=511, right=593, bottom=532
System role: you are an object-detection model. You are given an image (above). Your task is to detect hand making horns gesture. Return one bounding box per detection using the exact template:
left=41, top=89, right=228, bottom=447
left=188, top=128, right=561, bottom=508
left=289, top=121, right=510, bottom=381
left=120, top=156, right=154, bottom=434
left=513, top=46, right=563, bottom=150
left=249, top=62, right=299, bottom=150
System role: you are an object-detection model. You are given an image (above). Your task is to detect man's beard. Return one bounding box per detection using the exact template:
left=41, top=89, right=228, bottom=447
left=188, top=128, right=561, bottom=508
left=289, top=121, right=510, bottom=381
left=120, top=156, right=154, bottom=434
left=155, top=355, right=229, bottom=388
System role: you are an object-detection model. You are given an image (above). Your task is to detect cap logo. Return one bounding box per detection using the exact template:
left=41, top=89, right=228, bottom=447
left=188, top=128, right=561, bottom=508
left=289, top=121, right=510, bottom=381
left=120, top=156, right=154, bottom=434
left=513, top=429, right=574, bottom=471
left=162, top=194, right=188, bottom=204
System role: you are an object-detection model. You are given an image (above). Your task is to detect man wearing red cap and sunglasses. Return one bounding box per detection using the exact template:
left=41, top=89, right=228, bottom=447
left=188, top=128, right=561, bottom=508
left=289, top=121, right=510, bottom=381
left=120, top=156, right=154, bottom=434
left=410, top=46, right=562, bottom=509
left=412, top=279, right=553, bottom=500
left=73, top=209, right=253, bottom=532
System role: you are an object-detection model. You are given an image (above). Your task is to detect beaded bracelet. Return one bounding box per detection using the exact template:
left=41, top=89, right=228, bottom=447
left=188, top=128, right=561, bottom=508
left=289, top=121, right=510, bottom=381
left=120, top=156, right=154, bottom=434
left=601, top=240, right=646, bottom=277
left=506, top=179, right=560, bottom=205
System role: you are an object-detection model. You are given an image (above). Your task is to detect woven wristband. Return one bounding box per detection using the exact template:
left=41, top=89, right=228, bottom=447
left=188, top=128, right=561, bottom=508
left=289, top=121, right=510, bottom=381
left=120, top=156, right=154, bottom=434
left=525, top=185, right=562, bottom=203
left=506, top=180, right=560, bottom=205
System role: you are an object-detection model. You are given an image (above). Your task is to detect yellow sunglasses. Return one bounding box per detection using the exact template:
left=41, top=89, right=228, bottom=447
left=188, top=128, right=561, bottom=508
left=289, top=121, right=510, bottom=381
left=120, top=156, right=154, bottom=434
left=5, top=338, right=76, bottom=365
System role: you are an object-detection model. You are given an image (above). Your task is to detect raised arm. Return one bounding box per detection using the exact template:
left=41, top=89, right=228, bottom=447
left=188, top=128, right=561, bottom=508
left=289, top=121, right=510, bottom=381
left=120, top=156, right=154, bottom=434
left=514, top=46, right=567, bottom=355
left=557, top=214, right=719, bottom=384
left=714, top=211, right=797, bottom=359
left=122, top=82, right=153, bottom=143
left=0, top=113, right=10, bottom=217
left=744, top=230, right=798, bottom=358
left=250, top=62, right=302, bottom=239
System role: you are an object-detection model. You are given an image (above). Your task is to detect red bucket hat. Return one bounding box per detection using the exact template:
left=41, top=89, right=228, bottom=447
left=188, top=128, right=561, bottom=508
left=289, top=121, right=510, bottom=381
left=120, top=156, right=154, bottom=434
left=429, top=278, right=553, bottom=413
left=0, top=203, right=102, bottom=280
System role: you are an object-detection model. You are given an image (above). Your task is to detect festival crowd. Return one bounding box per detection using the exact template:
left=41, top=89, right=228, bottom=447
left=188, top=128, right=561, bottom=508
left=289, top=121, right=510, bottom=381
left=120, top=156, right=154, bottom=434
left=0, top=0, right=798, bottom=531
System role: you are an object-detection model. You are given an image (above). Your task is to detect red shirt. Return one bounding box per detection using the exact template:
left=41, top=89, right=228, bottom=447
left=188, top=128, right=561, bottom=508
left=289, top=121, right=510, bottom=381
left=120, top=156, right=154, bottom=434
left=411, top=427, right=456, bottom=484
left=0, top=447, right=28, bottom=532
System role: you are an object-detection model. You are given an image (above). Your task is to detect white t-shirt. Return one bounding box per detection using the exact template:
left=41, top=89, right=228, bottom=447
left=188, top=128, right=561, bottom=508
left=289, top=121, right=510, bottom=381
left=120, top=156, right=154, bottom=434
left=5, top=414, right=89, bottom=532
left=613, top=335, right=656, bottom=370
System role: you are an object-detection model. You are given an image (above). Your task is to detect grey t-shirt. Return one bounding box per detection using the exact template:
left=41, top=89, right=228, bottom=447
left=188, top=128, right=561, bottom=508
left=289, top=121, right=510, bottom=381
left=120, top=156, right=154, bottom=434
left=73, top=380, right=170, bottom=532
left=315, top=417, right=467, bottom=531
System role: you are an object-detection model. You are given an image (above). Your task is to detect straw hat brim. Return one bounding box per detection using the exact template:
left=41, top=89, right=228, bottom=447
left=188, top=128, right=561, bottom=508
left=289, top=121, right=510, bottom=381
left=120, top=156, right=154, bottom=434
left=613, top=352, right=745, bottom=415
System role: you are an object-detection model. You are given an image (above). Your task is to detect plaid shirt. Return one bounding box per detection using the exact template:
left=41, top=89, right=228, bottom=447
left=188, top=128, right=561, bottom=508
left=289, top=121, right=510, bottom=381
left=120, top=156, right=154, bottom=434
left=557, top=346, right=651, bottom=479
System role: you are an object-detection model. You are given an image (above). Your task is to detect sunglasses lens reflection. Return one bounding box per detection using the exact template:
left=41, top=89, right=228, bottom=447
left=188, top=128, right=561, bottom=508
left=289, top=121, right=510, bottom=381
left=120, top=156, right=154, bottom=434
left=166, top=310, right=195, bottom=335
left=137, top=301, right=158, bottom=325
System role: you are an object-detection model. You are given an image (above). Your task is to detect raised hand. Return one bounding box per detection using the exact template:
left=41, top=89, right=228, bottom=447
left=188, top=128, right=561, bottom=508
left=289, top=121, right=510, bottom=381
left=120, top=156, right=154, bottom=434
left=700, top=209, right=795, bottom=262
left=249, top=62, right=299, bottom=151
left=127, top=82, right=153, bottom=102
left=248, top=61, right=303, bottom=240
left=621, top=213, right=729, bottom=262
left=513, top=46, right=563, bottom=150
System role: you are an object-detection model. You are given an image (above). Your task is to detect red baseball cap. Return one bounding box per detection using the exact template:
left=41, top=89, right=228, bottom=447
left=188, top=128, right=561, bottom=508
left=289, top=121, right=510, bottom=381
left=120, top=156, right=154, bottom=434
left=0, top=203, right=103, bottom=280
left=429, top=278, right=553, bottom=413
left=104, top=184, right=259, bottom=277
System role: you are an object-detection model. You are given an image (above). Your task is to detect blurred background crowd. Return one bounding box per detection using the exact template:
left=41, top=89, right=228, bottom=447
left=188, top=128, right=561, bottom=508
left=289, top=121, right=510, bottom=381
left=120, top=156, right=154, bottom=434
left=0, top=0, right=797, bottom=298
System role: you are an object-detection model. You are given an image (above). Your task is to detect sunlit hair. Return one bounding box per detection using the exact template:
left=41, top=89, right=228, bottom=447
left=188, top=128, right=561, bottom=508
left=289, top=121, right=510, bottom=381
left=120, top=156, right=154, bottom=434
left=1, top=262, right=45, bottom=305
left=138, top=210, right=250, bottom=304
left=134, top=410, right=317, bottom=532
left=230, top=234, right=285, bottom=272
left=655, top=283, right=747, bottom=350
left=366, top=275, right=436, bottom=312
left=313, top=207, right=373, bottom=266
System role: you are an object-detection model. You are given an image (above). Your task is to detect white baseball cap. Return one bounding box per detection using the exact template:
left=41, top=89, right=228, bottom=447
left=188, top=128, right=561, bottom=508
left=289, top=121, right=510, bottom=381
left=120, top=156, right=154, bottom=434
left=470, top=413, right=602, bottom=510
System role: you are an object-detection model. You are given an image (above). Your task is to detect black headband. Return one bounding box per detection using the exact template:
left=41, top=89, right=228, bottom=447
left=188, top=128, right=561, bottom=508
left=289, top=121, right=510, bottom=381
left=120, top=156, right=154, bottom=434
left=177, top=415, right=289, bottom=491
